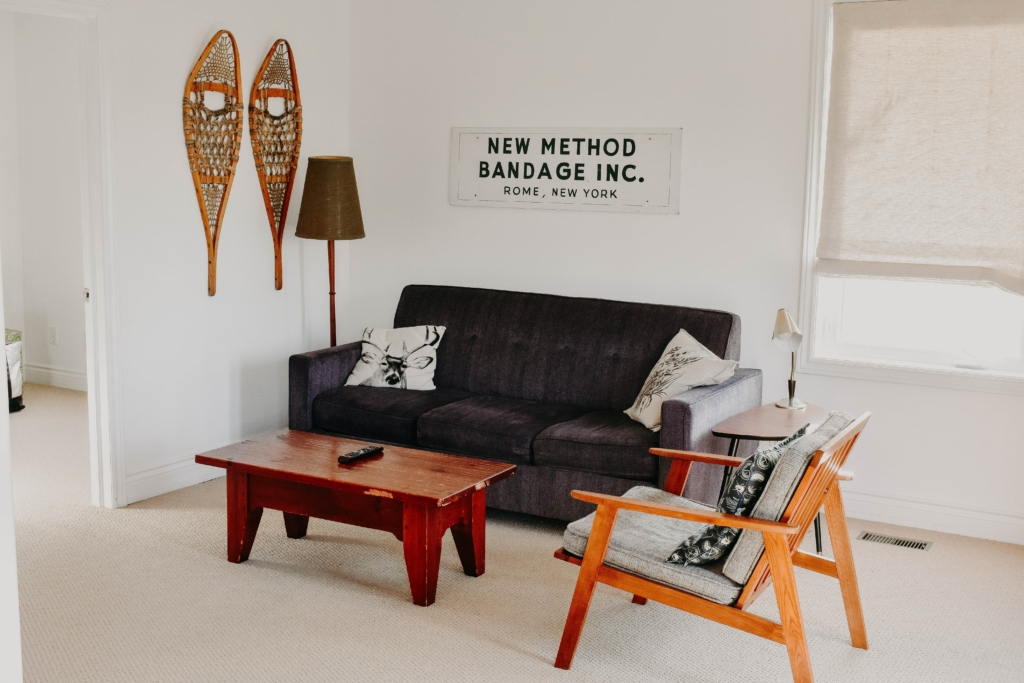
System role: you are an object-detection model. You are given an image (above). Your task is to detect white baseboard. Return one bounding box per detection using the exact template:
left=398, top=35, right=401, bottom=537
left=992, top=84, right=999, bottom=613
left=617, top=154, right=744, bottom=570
left=843, top=488, right=1024, bottom=546
left=23, top=364, right=88, bottom=392
left=125, top=456, right=224, bottom=505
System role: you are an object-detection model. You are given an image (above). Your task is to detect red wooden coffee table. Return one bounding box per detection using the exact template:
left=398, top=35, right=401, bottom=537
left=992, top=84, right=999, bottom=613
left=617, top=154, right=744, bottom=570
left=196, top=430, right=516, bottom=606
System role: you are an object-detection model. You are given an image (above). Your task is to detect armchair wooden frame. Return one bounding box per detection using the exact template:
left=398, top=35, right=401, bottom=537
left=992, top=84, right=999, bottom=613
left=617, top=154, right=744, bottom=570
left=553, top=413, right=870, bottom=683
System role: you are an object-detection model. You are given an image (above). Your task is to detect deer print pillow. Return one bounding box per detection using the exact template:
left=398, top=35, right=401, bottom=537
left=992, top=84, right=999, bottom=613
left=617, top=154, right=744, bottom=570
left=624, top=329, right=737, bottom=431
left=344, top=325, right=446, bottom=391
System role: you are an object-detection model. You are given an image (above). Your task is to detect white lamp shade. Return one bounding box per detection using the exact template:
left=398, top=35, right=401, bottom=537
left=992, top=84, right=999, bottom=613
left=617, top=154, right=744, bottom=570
left=772, top=308, right=803, bottom=352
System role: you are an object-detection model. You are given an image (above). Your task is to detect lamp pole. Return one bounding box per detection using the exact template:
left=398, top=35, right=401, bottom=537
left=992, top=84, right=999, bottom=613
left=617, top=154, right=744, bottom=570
left=790, top=352, right=798, bottom=405
left=328, top=240, right=336, bottom=346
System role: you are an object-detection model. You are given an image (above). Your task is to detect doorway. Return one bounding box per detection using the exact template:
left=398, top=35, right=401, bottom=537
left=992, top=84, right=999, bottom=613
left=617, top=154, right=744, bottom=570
left=0, top=3, right=118, bottom=509
left=0, top=8, right=91, bottom=507
left=2, top=11, right=88, bottom=386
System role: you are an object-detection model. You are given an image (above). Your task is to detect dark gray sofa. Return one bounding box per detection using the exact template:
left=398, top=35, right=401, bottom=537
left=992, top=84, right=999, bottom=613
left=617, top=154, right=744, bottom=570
left=289, top=285, right=762, bottom=521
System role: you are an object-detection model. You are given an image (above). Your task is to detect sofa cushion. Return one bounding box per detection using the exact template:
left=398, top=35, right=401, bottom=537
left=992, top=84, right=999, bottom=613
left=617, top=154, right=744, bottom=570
left=312, top=385, right=474, bottom=445
left=563, top=486, right=743, bottom=605
left=393, top=285, right=740, bottom=411
left=344, top=325, right=446, bottom=390
left=624, top=329, right=738, bottom=431
left=417, top=396, right=589, bottom=464
left=533, top=411, right=660, bottom=481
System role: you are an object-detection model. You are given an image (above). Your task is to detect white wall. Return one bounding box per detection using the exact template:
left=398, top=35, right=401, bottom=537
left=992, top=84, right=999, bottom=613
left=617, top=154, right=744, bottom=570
left=0, top=277, right=22, bottom=683
left=98, top=0, right=351, bottom=502
left=0, top=19, right=23, bottom=672
left=347, top=0, right=810, bottom=354
left=11, top=13, right=88, bottom=392
left=0, top=14, right=24, bottom=337
left=348, top=0, right=1023, bottom=544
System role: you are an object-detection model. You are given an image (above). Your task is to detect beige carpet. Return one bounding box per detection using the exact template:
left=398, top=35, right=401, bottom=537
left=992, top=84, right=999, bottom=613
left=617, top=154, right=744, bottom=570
left=10, top=383, right=1024, bottom=682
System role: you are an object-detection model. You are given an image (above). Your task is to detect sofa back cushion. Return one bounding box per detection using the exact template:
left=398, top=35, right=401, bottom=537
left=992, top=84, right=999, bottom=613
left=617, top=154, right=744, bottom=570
left=393, top=285, right=741, bottom=412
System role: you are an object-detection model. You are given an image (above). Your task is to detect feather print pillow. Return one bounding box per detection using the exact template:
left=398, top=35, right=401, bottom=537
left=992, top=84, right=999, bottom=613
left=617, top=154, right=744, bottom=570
left=667, top=424, right=810, bottom=566
left=625, top=329, right=738, bottom=431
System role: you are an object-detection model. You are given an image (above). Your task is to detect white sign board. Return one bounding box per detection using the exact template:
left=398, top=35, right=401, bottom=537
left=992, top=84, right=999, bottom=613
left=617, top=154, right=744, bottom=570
left=449, top=127, right=681, bottom=214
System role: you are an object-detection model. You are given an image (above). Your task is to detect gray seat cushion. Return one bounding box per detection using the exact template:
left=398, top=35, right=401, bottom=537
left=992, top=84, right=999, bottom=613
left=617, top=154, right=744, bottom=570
left=563, top=486, right=743, bottom=605
left=533, top=411, right=661, bottom=481
left=312, top=385, right=474, bottom=445
left=722, top=410, right=856, bottom=584
left=417, top=396, right=588, bottom=464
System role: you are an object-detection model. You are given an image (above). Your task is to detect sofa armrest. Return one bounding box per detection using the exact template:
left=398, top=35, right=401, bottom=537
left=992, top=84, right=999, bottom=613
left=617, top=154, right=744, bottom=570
left=658, top=368, right=763, bottom=505
left=288, top=342, right=362, bottom=431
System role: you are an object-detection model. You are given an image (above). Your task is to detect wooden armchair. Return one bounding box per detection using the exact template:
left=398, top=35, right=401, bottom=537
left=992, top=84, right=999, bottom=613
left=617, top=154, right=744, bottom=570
left=553, top=412, right=870, bottom=683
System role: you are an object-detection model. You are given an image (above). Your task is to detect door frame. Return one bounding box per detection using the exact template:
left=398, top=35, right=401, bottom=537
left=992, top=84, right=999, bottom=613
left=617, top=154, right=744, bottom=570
left=0, top=0, right=123, bottom=507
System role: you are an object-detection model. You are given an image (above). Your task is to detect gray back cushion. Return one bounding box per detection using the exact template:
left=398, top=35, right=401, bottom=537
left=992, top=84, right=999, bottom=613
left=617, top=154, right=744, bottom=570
left=393, top=285, right=741, bottom=411
left=721, top=411, right=856, bottom=584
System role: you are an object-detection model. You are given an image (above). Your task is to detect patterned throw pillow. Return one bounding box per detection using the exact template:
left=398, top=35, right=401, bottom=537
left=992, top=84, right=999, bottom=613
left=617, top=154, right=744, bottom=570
left=344, top=325, right=446, bottom=390
left=625, top=329, right=738, bottom=431
left=666, top=424, right=810, bottom=566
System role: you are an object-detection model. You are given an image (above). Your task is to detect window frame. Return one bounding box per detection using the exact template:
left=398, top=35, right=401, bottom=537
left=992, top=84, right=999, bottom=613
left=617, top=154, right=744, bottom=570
left=797, top=0, right=1024, bottom=397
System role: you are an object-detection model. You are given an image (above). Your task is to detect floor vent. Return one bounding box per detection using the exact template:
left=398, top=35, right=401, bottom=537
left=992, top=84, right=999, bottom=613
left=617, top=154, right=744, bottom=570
left=856, top=531, right=931, bottom=550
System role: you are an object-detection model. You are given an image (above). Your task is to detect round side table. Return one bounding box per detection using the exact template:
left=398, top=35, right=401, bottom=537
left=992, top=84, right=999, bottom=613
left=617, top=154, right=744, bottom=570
left=712, top=402, right=831, bottom=553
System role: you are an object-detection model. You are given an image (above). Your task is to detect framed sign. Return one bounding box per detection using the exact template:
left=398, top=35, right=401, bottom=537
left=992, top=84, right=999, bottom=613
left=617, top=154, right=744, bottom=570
left=449, top=127, right=682, bottom=214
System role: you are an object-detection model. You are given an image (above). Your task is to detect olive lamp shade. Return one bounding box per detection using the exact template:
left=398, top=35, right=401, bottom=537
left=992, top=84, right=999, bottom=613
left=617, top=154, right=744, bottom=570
left=296, top=156, right=364, bottom=347
left=295, top=156, right=365, bottom=241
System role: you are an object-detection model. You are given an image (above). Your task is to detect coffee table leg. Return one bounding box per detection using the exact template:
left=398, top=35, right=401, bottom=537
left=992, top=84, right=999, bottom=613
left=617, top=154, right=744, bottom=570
left=283, top=512, right=309, bottom=539
left=451, top=488, right=486, bottom=577
left=227, top=470, right=263, bottom=563
left=403, top=503, right=442, bottom=606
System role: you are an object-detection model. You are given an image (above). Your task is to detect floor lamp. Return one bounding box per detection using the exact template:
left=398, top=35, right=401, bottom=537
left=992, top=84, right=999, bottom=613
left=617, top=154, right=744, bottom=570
left=295, top=156, right=365, bottom=346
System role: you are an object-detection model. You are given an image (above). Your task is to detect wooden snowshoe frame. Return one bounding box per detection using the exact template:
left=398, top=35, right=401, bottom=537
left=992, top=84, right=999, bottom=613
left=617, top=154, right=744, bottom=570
left=183, top=30, right=243, bottom=296
left=249, top=39, right=302, bottom=290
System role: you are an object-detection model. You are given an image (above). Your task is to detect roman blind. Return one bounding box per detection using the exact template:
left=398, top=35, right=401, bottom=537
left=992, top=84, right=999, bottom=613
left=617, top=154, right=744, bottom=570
left=818, top=0, right=1024, bottom=293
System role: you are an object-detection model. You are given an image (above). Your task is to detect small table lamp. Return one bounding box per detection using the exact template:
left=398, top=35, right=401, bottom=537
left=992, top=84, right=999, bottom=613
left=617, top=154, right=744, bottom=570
left=295, top=156, right=365, bottom=347
left=773, top=308, right=805, bottom=410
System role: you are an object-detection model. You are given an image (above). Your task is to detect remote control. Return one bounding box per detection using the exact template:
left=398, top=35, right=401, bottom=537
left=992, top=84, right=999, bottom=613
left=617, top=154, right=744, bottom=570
left=338, top=445, right=384, bottom=464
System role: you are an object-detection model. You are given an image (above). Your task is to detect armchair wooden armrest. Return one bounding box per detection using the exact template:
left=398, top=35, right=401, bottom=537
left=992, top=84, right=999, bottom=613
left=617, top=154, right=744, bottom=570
left=649, top=447, right=744, bottom=468
left=652, top=452, right=854, bottom=482
left=571, top=490, right=800, bottom=536
left=650, top=447, right=744, bottom=496
left=652, top=446, right=854, bottom=497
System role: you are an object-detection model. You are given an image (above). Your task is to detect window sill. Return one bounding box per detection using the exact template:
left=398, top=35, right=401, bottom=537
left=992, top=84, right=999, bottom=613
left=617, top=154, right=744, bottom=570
left=798, top=355, right=1024, bottom=398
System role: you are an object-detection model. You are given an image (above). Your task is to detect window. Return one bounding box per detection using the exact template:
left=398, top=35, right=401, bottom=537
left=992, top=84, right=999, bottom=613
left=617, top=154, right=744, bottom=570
left=804, top=0, right=1024, bottom=385
left=814, top=276, right=1024, bottom=377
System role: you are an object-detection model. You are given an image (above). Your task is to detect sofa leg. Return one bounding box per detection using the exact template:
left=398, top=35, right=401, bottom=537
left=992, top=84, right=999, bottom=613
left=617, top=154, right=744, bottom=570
left=631, top=594, right=648, bottom=605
